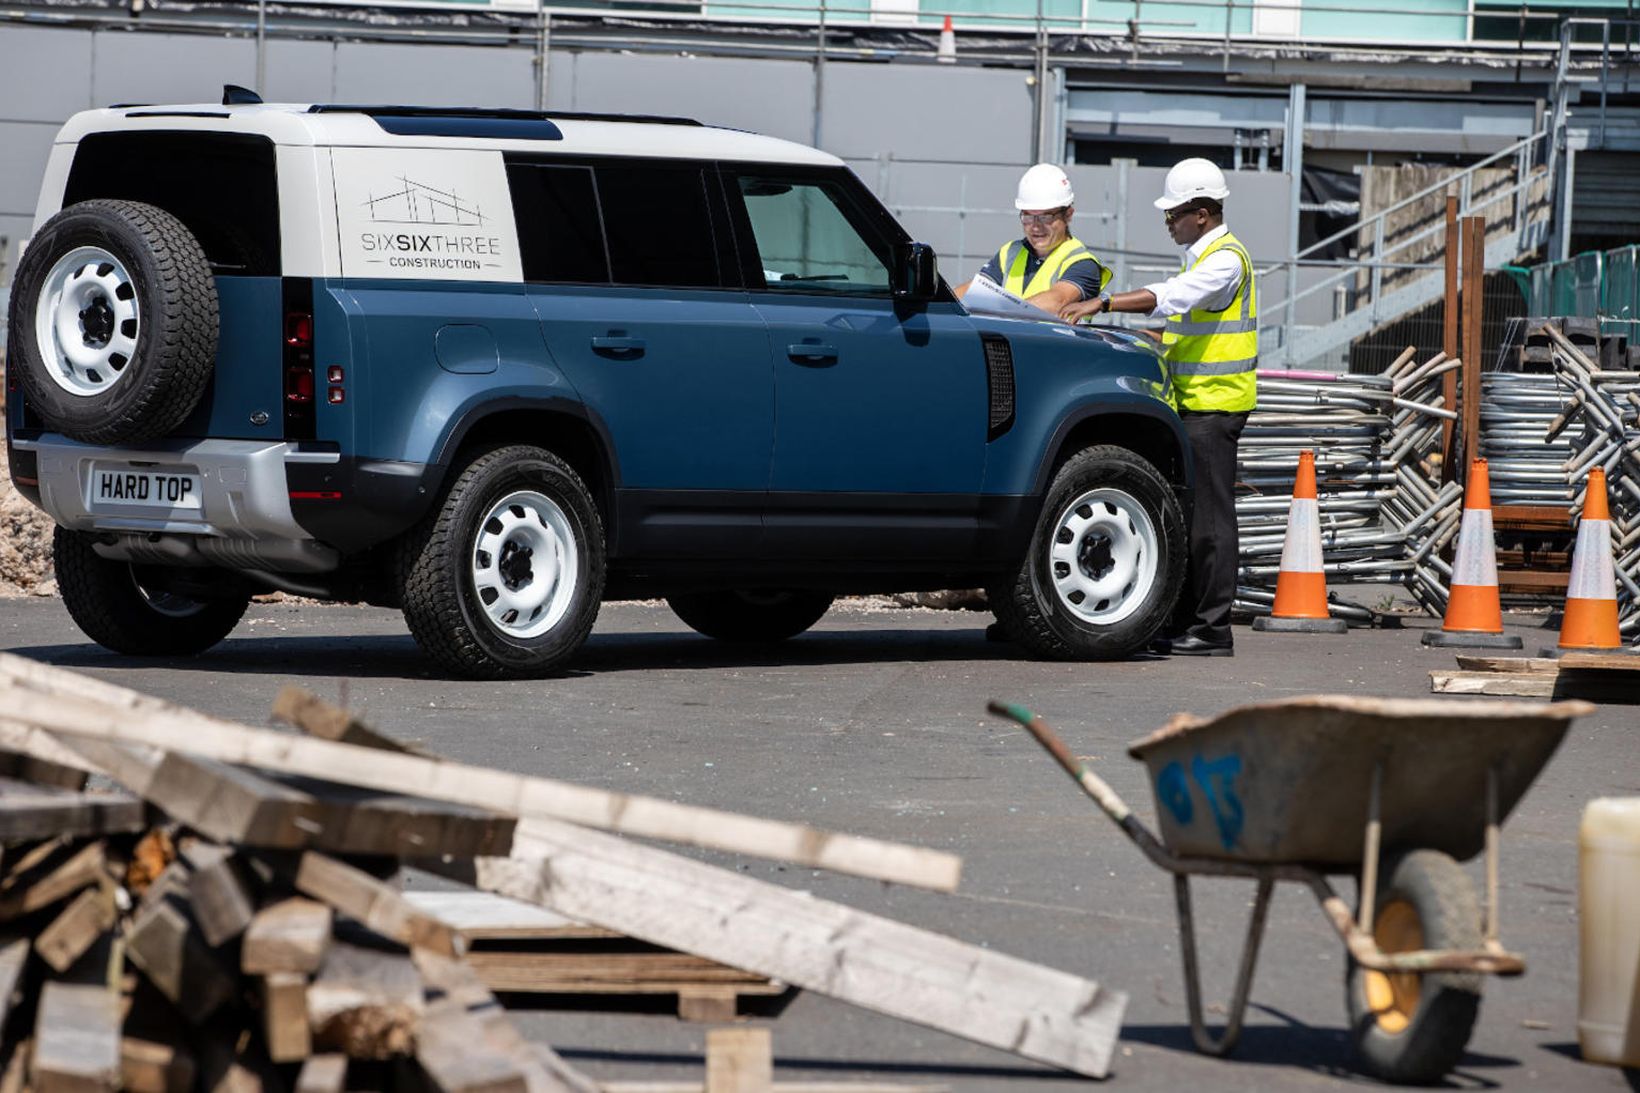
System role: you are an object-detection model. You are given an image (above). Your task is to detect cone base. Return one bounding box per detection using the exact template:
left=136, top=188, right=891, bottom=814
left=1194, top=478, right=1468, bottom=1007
left=1422, top=630, right=1523, bottom=650
left=1253, top=615, right=1348, bottom=634
left=1539, top=644, right=1639, bottom=659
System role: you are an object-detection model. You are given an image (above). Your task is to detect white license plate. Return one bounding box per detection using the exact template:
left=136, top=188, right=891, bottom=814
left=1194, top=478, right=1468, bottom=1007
left=90, top=467, right=203, bottom=511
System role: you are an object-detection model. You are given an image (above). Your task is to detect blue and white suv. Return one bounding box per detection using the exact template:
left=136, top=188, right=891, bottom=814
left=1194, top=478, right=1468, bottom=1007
left=5, top=93, right=1191, bottom=677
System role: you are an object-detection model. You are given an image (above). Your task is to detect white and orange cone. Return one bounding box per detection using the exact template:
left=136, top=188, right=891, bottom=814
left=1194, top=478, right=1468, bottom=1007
left=1423, top=459, right=1522, bottom=649
left=1253, top=449, right=1348, bottom=634
left=937, top=15, right=957, bottom=63
left=1552, top=466, right=1632, bottom=656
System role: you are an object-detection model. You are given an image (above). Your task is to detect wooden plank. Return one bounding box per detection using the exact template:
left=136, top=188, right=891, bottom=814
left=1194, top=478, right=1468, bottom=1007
left=294, top=852, right=461, bottom=957
left=413, top=948, right=597, bottom=1093
left=242, top=897, right=332, bottom=976
left=402, top=890, right=616, bottom=941
left=461, top=951, right=780, bottom=994
left=0, top=1041, right=29, bottom=1093
left=414, top=995, right=529, bottom=1093
left=32, top=982, right=121, bottom=1093
left=35, top=884, right=116, bottom=973
left=1492, top=504, right=1574, bottom=531
left=678, top=988, right=739, bottom=1023
left=0, top=841, right=107, bottom=922
left=0, top=751, right=87, bottom=790
left=307, top=942, right=423, bottom=1060
left=470, top=818, right=1125, bottom=1080
left=184, top=844, right=257, bottom=948
left=1430, top=670, right=1556, bottom=697
left=293, top=1056, right=347, bottom=1093
left=0, top=658, right=960, bottom=891
left=120, top=1039, right=196, bottom=1093
left=0, top=778, right=140, bottom=843
left=1560, top=652, right=1640, bottom=672
left=1453, top=656, right=1560, bottom=674
left=0, top=936, right=29, bottom=1027
left=262, top=972, right=312, bottom=1063
left=273, top=686, right=435, bottom=757
left=1497, top=571, right=1571, bottom=593
left=603, top=1085, right=947, bottom=1093
left=56, top=737, right=511, bottom=859
left=705, top=1028, right=771, bottom=1093
left=125, top=896, right=236, bottom=1024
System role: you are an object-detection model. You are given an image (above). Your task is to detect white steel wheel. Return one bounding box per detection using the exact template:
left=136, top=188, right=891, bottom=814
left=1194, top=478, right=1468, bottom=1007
left=470, top=489, right=580, bottom=640
left=34, top=246, right=141, bottom=398
left=1046, top=486, right=1159, bottom=627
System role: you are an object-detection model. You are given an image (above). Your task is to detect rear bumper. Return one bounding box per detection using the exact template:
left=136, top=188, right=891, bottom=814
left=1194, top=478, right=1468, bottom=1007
left=15, top=433, right=343, bottom=573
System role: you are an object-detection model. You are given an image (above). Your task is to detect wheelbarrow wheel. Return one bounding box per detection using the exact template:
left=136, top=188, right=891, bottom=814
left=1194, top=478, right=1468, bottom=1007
left=1345, top=849, right=1483, bottom=1084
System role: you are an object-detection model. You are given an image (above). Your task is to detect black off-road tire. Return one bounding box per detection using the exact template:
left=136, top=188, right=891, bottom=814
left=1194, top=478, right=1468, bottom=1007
left=1346, top=849, right=1484, bottom=1084
left=988, top=445, right=1185, bottom=660
left=397, top=445, right=605, bottom=680
left=9, top=200, right=218, bottom=445
left=666, top=590, right=835, bottom=643
left=53, top=528, right=249, bottom=656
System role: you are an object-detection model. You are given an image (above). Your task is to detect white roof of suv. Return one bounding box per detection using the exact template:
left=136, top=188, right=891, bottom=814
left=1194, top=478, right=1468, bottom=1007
left=55, top=102, right=844, bottom=167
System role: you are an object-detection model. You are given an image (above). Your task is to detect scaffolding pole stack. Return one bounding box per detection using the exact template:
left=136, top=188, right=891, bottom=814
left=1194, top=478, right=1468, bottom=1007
left=1234, top=351, right=1459, bottom=625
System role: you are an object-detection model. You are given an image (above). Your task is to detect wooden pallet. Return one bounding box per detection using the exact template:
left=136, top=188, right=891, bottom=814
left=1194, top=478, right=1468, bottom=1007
left=1431, top=652, right=1640, bottom=700
left=405, top=890, right=789, bottom=1021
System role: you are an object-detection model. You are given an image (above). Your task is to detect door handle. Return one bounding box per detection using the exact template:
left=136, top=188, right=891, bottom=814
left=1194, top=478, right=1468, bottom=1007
left=787, top=343, right=839, bottom=365
left=591, top=335, right=646, bottom=357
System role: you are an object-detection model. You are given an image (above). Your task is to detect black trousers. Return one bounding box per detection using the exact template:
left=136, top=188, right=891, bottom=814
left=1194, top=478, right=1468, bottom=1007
left=1173, top=409, right=1249, bottom=645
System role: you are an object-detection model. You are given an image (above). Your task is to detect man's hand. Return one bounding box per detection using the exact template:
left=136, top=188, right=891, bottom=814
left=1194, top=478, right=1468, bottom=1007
left=1059, top=296, right=1105, bottom=324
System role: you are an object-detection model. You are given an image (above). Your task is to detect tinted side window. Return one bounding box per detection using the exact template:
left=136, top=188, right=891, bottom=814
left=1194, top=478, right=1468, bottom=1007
left=507, top=164, right=611, bottom=284
left=594, top=165, right=723, bottom=289
left=735, top=177, right=891, bottom=295
left=64, top=131, right=280, bottom=276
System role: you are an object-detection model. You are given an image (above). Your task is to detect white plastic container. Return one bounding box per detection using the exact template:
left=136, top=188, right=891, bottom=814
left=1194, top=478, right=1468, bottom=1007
left=1580, top=797, right=1640, bottom=1067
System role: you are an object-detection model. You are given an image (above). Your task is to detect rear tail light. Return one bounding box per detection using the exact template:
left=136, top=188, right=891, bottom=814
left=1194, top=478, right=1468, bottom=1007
left=282, top=279, right=316, bottom=440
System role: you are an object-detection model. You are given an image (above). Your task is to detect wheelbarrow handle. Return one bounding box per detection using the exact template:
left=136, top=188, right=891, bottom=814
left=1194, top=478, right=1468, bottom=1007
left=988, top=701, right=1173, bottom=868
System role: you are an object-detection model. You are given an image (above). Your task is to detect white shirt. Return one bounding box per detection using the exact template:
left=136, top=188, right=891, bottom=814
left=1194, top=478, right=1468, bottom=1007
left=1143, top=224, right=1245, bottom=319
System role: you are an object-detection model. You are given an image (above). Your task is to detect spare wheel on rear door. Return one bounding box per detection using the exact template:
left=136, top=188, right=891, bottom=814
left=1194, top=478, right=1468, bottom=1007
left=8, top=199, right=218, bottom=445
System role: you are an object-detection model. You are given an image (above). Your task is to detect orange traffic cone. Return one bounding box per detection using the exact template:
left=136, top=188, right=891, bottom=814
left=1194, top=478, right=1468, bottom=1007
left=1253, top=449, right=1347, bottom=634
left=1423, top=459, right=1522, bottom=649
left=937, top=15, right=957, bottom=63
left=1553, top=466, right=1631, bottom=655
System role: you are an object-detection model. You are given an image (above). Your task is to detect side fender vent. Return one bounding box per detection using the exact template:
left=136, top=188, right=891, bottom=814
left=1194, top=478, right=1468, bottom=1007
left=981, top=333, right=1015, bottom=440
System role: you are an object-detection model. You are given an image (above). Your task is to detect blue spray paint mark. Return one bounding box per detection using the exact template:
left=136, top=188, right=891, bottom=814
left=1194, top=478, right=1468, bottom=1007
left=1190, top=753, right=1245, bottom=850
left=1156, top=761, right=1193, bottom=825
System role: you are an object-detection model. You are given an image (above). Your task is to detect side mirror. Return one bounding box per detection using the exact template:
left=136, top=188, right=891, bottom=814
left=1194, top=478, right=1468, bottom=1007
left=892, top=242, right=940, bottom=302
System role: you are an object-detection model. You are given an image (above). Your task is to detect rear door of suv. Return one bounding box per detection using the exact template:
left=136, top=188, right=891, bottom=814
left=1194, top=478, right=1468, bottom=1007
left=509, top=158, right=773, bottom=561
left=721, top=165, right=988, bottom=562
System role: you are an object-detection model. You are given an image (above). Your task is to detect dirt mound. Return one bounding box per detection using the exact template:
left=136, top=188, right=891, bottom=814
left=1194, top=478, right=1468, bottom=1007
left=0, top=440, right=56, bottom=596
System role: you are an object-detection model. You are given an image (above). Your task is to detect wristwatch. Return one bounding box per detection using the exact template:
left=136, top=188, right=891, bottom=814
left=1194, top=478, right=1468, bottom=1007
left=1098, top=291, right=1113, bottom=309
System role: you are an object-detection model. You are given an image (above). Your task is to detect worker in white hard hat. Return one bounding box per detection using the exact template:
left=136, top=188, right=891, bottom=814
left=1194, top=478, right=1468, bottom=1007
left=1060, top=157, right=1257, bottom=657
left=957, top=163, right=1110, bottom=315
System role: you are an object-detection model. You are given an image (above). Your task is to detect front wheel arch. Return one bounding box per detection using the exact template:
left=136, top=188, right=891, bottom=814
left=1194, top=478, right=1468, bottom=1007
left=991, top=444, right=1186, bottom=660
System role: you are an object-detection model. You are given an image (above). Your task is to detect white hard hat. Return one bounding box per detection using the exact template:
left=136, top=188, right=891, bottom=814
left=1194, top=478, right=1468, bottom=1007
left=1015, top=163, right=1075, bottom=210
left=1154, top=158, right=1230, bottom=210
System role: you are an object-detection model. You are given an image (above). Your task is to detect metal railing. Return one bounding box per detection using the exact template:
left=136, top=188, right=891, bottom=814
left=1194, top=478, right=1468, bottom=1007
left=1262, top=129, right=1554, bottom=369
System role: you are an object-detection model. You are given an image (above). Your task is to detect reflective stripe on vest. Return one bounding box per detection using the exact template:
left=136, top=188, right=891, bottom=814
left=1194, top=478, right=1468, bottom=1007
left=1162, top=230, right=1258, bottom=413
left=998, top=235, right=1112, bottom=300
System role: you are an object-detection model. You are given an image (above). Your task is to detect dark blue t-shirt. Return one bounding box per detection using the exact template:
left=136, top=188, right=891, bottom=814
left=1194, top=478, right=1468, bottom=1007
left=978, top=239, right=1105, bottom=300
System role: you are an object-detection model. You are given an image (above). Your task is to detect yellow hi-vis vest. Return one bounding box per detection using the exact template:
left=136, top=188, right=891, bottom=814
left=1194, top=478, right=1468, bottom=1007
left=1162, top=230, right=1258, bottom=414
left=996, top=236, right=1111, bottom=300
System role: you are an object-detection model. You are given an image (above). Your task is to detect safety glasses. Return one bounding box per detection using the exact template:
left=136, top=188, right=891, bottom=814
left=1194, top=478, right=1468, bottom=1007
left=1019, top=210, right=1067, bottom=228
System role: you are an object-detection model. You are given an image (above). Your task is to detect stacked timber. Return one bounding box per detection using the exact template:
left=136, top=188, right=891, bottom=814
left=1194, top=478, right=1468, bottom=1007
left=0, top=653, right=1127, bottom=1090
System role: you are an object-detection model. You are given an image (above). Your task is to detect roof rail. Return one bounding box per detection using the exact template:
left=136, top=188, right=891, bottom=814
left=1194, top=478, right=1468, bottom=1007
left=308, top=105, right=702, bottom=127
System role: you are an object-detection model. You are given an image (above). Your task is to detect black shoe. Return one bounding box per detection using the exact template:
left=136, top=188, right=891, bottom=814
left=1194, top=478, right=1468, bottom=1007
left=1168, top=634, right=1234, bottom=657
left=985, top=621, right=1010, bottom=643
left=1148, top=633, right=1178, bottom=654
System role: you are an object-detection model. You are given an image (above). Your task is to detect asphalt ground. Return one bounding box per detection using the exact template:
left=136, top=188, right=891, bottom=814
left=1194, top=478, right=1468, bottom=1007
left=1, top=594, right=1636, bottom=1092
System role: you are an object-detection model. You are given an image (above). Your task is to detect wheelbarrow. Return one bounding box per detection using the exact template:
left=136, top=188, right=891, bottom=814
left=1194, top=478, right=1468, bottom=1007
left=988, top=694, right=1593, bottom=1085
